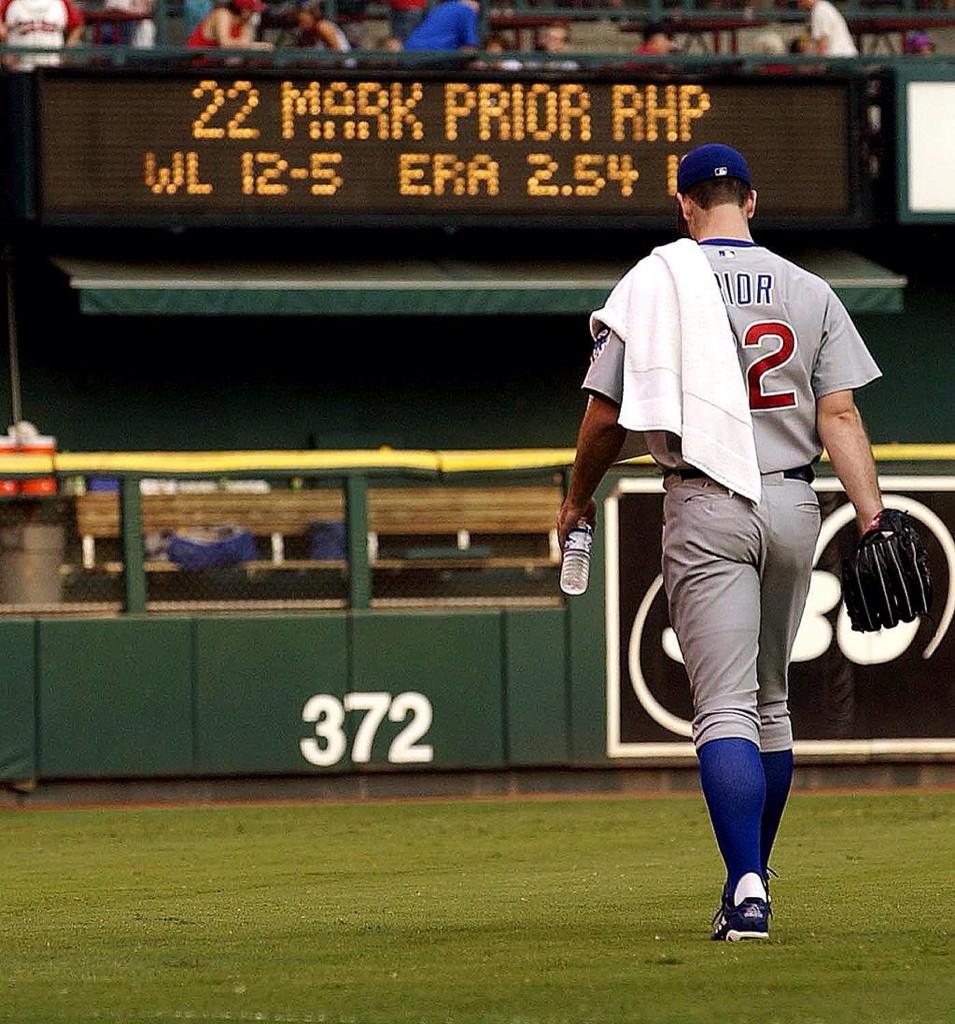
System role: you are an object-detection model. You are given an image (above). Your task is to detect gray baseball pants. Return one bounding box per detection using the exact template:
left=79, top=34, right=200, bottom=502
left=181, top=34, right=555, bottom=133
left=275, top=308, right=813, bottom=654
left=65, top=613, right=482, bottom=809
left=661, top=472, right=821, bottom=752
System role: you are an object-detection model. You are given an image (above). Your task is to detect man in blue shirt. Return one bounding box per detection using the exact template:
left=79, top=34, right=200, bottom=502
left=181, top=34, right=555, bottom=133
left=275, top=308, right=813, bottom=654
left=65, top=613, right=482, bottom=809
left=404, top=0, right=480, bottom=50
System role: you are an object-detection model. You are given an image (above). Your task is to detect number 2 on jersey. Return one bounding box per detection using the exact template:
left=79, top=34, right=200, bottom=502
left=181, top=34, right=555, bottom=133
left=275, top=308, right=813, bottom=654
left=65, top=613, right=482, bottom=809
left=743, top=320, right=797, bottom=411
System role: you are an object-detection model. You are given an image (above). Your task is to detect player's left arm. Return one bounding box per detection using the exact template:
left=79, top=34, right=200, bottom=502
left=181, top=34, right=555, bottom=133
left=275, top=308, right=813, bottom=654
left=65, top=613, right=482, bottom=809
left=557, top=394, right=627, bottom=548
left=816, top=388, right=883, bottom=534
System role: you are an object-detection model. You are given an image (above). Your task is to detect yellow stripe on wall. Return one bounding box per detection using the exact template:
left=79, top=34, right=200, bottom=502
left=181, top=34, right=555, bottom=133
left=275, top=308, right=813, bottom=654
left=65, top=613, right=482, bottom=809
left=54, top=450, right=441, bottom=474
left=869, top=444, right=955, bottom=461
left=0, top=455, right=56, bottom=473
left=0, top=444, right=947, bottom=478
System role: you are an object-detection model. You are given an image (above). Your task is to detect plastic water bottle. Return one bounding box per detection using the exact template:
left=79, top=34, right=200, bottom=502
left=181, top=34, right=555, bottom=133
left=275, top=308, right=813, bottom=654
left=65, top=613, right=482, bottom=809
left=560, top=522, right=593, bottom=596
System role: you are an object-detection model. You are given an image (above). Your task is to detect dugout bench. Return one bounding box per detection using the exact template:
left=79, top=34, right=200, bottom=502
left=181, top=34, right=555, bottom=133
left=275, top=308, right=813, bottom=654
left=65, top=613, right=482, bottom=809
left=72, top=485, right=563, bottom=607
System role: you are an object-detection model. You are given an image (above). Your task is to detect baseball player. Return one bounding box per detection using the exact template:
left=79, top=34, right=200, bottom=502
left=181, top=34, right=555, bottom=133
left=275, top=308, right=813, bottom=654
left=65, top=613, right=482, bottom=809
left=557, top=143, right=884, bottom=941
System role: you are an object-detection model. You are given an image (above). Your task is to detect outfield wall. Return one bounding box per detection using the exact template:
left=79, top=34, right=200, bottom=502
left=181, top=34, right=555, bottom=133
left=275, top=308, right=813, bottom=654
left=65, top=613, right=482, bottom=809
left=0, top=608, right=589, bottom=782
left=3, top=456, right=955, bottom=785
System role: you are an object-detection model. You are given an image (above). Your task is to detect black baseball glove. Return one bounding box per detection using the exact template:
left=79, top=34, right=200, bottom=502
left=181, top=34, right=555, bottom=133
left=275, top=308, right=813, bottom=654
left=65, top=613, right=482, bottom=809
left=842, top=509, right=932, bottom=633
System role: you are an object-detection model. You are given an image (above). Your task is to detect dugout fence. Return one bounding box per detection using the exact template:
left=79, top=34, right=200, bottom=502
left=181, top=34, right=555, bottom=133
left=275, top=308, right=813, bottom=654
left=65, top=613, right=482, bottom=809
left=0, top=449, right=577, bottom=615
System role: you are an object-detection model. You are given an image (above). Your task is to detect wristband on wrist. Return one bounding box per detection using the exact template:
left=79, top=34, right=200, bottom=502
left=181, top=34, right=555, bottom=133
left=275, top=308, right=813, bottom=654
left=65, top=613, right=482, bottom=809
left=864, top=510, right=885, bottom=534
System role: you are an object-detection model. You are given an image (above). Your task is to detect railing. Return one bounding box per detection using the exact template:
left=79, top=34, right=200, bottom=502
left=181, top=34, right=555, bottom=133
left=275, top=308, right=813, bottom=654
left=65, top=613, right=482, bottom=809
left=112, top=0, right=955, bottom=36
left=3, top=41, right=954, bottom=72
left=0, top=0, right=951, bottom=71
left=1, top=0, right=955, bottom=63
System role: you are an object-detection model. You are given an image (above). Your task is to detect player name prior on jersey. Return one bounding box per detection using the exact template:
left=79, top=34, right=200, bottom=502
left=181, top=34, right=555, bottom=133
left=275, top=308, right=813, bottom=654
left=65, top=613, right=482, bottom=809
left=712, top=271, right=775, bottom=307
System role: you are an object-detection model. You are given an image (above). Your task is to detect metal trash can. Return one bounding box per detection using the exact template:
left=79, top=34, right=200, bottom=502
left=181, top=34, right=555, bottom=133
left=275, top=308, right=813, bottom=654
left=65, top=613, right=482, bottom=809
left=0, top=523, right=65, bottom=605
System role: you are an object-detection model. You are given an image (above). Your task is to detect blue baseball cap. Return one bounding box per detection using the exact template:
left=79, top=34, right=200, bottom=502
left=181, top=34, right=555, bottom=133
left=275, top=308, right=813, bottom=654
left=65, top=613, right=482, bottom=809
left=677, top=143, right=753, bottom=193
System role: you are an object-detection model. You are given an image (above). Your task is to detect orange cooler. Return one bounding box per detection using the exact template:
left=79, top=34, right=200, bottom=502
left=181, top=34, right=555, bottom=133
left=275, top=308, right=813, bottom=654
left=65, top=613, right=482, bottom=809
left=18, top=435, right=57, bottom=496
left=0, top=437, right=17, bottom=495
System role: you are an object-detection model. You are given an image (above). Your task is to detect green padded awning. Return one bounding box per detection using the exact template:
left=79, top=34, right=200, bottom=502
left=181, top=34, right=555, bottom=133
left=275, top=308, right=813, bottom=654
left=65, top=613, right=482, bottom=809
left=56, top=251, right=906, bottom=317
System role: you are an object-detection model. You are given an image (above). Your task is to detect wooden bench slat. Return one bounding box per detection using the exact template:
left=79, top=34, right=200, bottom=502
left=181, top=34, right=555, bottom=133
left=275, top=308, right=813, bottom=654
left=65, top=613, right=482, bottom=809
left=75, top=486, right=561, bottom=539
left=92, top=559, right=347, bottom=574
left=372, top=557, right=557, bottom=569
left=76, top=492, right=345, bottom=535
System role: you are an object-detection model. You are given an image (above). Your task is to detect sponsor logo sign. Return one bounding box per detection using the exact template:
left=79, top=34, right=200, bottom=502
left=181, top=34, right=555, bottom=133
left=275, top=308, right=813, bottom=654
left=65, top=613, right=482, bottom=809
left=605, top=476, right=955, bottom=758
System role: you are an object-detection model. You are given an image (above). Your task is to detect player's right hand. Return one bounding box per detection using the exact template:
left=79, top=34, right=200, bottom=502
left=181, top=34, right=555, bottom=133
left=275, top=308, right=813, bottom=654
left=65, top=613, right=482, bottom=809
left=557, top=497, right=596, bottom=550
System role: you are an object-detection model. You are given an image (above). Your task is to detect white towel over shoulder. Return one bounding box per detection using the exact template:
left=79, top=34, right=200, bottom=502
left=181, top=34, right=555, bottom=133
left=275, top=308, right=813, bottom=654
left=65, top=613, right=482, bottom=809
left=591, top=238, right=761, bottom=504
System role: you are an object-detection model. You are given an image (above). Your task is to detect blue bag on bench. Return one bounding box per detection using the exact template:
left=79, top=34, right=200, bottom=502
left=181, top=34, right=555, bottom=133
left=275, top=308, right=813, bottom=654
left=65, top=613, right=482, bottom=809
left=168, top=526, right=259, bottom=570
left=309, top=520, right=347, bottom=560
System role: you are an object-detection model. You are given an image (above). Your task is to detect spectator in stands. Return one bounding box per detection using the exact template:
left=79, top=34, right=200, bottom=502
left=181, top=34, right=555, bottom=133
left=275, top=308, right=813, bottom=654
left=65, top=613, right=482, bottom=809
left=537, top=21, right=568, bottom=53
left=779, top=30, right=826, bottom=73
left=797, top=0, right=857, bottom=56
left=389, top=0, right=425, bottom=44
left=903, top=30, right=935, bottom=55
left=404, top=0, right=480, bottom=51
left=533, top=21, right=578, bottom=70
left=634, top=22, right=679, bottom=55
left=188, top=0, right=273, bottom=47
left=335, top=0, right=367, bottom=47
left=0, top=0, right=83, bottom=68
left=482, top=31, right=522, bottom=68
left=292, top=0, right=352, bottom=49
left=101, top=0, right=155, bottom=46
left=789, top=32, right=812, bottom=53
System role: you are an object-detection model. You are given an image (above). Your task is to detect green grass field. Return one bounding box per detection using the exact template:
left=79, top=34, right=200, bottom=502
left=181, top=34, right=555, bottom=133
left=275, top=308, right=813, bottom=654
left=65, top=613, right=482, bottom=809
left=1, top=790, right=954, bottom=1024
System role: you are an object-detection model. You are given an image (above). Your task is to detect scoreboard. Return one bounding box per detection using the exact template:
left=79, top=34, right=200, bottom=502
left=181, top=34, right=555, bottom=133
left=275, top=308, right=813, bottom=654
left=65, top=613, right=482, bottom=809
left=37, top=70, right=864, bottom=226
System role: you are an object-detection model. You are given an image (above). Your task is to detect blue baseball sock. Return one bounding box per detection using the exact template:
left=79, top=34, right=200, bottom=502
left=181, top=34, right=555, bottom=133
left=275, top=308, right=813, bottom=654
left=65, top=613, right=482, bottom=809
left=759, top=748, right=794, bottom=875
left=698, top=737, right=766, bottom=899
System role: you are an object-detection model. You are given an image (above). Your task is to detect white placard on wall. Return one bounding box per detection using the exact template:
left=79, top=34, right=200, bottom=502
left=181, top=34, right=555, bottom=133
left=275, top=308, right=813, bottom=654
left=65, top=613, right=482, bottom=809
left=907, top=82, right=955, bottom=213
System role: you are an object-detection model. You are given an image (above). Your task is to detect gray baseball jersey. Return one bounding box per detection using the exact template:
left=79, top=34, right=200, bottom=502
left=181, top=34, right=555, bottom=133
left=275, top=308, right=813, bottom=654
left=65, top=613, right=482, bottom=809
left=584, top=240, right=881, bottom=474
left=584, top=239, right=881, bottom=754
